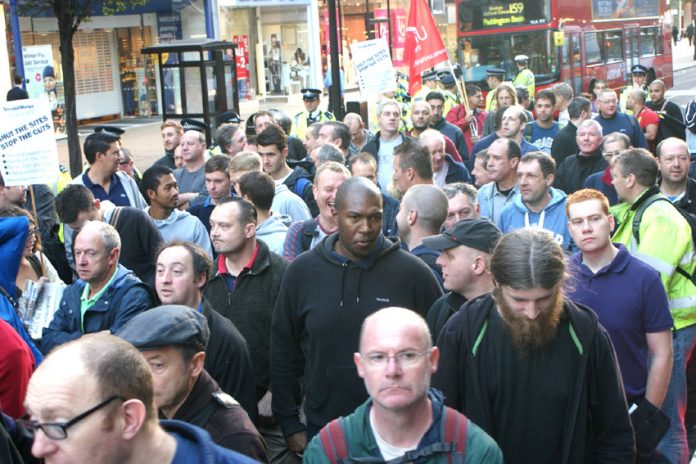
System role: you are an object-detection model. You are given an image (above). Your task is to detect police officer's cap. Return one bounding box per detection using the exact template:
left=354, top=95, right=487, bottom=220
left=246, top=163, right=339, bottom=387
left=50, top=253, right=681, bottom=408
left=217, top=110, right=241, bottom=125
left=301, top=88, right=321, bottom=101
left=438, top=71, right=456, bottom=86
left=422, top=69, right=439, bottom=82
left=93, top=125, right=125, bottom=139
left=631, top=64, right=648, bottom=75
left=486, top=67, right=506, bottom=77
left=514, top=54, right=529, bottom=62
left=117, top=305, right=210, bottom=351
left=181, top=118, right=209, bottom=133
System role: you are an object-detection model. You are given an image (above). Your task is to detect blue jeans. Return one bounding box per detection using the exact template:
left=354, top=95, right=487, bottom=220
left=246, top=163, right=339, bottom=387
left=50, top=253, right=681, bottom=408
left=658, top=324, right=696, bottom=464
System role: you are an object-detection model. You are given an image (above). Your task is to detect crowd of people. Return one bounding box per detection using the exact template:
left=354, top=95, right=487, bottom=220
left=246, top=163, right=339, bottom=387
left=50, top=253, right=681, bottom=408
left=1, top=64, right=696, bottom=464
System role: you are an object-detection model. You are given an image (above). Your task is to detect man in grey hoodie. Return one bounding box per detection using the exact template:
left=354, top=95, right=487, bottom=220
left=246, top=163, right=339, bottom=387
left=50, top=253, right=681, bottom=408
left=237, top=171, right=290, bottom=256
left=142, top=165, right=213, bottom=257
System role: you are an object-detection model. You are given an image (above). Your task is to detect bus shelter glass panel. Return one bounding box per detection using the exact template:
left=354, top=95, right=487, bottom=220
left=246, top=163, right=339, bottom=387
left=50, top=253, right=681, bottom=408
left=184, top=67, right=204, bottom=114
left=163, top=67, right=183, bottom=114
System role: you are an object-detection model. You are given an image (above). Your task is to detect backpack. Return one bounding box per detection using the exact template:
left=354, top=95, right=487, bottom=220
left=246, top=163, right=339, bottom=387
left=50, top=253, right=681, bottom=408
left=631, top=193, right=696, bottom=285
left=293, top=177, right=312, bottom=197
left=318, top=406, right=468, bottom=463
left=686, top=100, right=696, bottom=135
left=300, top=218, right=319, bottom=252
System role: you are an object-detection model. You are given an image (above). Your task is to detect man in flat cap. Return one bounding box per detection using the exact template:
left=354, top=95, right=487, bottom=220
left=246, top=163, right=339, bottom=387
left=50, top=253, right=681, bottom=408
left=290, top=88, right=335, bottom=141
left=512, top=54, right=535, bottom=100
left=484, top=67, right=506, bottom=111
left=118, top=305, right=269, bottom=462
left=69, top=132, right=147, bottom=208
left=424, top=218, right=501, bottom=339
left=155, top=241, right=257, bottom=420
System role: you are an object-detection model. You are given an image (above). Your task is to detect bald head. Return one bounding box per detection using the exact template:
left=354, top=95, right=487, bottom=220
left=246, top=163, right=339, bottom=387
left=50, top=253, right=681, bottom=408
left=401, top=184, right=449, bottom=233
left=334, top=176, right=382, bottom=212
left=359, top=307, right=432, bottom=354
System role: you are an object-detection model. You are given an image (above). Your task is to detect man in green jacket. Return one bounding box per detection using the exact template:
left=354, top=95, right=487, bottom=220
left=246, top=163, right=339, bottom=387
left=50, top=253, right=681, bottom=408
left=304, top=307, right=502, bottom=463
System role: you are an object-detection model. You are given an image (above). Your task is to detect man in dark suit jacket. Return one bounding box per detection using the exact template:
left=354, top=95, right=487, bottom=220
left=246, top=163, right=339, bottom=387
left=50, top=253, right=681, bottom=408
left=6, top=76, right=29, bottom=101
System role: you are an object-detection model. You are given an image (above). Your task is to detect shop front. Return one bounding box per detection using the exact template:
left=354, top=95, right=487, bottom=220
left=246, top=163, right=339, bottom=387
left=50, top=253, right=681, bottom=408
left=218, top=0, right=322, bottom=100
left=13, top=0, right=210, bottom=121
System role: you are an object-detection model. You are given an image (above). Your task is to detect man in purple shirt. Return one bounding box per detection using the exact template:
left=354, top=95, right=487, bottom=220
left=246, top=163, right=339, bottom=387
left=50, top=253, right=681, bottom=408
left=566, top=188, right=673, bottom=461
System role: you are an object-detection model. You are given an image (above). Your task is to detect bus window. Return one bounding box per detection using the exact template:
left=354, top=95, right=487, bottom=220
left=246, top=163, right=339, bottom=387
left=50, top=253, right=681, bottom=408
left=655, top=27, right=664, bottom=55
left=640, top=27, right=656, bottom=56
left=457, top=30, right=560, bottom=86
left=603, top=30, right=624, bottom=63
left=585, top=32, right=602, bottom=65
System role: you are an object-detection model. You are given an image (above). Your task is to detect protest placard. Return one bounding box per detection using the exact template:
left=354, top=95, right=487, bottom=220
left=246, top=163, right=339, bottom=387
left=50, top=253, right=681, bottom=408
left=0, top=99, right=60, bottom=186
left=349, top=39, right=396, bottom=97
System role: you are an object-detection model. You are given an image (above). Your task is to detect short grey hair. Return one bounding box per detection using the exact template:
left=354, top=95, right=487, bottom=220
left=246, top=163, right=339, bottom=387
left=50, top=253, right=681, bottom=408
left=577, top=119, right=603, bottom=136
left=442, top=182, right=478, bottom=205
left=80, top=220, right=121, bottom=254
left=377, top=99, right=401, bottom=116
left=314, top=143, right=345, bottom=165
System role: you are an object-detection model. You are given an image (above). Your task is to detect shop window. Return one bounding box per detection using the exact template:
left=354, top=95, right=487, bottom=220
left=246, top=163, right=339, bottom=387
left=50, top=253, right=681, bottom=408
left=74, top=30, right=114, bottom=95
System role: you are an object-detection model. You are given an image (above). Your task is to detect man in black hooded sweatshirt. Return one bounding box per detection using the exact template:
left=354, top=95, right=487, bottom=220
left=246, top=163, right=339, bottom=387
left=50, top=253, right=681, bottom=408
left=270, top=177, right=442, bottom=456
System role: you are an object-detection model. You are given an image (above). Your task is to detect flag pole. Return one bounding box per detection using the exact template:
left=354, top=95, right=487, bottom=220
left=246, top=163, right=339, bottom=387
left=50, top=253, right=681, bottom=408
left=445, top=59, right=469, bottom=113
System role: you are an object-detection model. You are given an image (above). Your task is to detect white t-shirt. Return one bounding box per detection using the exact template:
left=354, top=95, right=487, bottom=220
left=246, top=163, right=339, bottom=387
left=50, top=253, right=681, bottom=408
left=369, top=411, right=417, bottom=460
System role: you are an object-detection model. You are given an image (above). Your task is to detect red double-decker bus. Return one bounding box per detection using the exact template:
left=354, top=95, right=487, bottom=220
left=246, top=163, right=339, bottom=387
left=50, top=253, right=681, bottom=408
left=455, top=0, right=673, bottom=96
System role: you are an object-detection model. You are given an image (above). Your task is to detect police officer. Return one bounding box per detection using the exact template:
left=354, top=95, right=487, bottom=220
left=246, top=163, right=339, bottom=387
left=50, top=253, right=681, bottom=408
left=118, top=305, right=269, bottom=462
left=437, top=70, right=461, bottom=116
left=291, top=88, right=334, bottom=140
left=484, top=67, right=506, bottom=111
left=93, top=125, right=125, bottom=141
left=620, top=64, right=650, bottom=114
left=181, top=118, right=216, bottom=157
left=414, top=69, right=441, bottom=103
left=512, top=54, right=535, bottom=100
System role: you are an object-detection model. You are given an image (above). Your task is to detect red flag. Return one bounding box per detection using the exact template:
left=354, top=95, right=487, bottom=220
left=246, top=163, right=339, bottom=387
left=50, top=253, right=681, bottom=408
left=403, top=0, right=448, bottom=96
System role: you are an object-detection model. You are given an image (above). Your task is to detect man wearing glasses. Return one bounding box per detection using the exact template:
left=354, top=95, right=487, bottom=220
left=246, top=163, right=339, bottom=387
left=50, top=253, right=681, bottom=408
left=23, top=332, right=258, bottom=463
left=303, top=307, right=502, bottom=462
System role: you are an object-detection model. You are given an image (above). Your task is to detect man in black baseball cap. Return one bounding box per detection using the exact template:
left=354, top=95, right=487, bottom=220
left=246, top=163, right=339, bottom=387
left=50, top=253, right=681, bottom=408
left=423, top=218, right=502, bottom=338
left=118, top=305, right=268, bottom=461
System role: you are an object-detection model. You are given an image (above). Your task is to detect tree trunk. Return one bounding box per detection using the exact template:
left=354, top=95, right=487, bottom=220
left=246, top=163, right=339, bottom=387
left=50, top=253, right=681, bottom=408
left=56, top=8, right=82, bottom=178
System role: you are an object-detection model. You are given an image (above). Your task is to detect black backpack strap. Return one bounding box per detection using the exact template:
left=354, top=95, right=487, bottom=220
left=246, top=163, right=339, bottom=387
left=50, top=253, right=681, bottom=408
left=631, top=192, right=665, bottom=246
left=300, top=218, right=318, bottom=252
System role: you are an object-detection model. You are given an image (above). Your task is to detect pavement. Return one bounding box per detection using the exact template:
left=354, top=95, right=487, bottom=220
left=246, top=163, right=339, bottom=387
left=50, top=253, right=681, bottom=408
left=55, top=38, right=696, bottom=173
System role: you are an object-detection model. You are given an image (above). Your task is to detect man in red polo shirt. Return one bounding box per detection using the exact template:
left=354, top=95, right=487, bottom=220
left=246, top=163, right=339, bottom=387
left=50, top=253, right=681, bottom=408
left=627, top=88, right=660, bottom=153
left=203, top=197, right=290, bottom=462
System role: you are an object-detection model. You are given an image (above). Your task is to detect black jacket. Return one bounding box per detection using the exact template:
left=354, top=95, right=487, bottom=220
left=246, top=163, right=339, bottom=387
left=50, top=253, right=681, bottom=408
left=6, top=87, right=28, bottom=101
left=200, top=298, right=258, bottom=423
left=554, top=151, right=608, bottom=195
left=550, top=121, right=578, bottom=167
left=444, top=154, right=472, bottom=184
left=270, top=234, right=443, bottom=437
left=203, top=240, right=288, bottom=399
left=433, top=294, right=635, bottom=464
left=646, top=99, right=686, bottom=145
left=170, top=370, right=268, bottom=462
left=361, top=131, right=412, bottom=159
left=426, top=291, right=467, bottom=341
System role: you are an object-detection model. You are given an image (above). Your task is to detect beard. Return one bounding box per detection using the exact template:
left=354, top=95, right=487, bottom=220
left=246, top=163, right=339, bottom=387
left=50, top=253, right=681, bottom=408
left=493, top=286, right=565, bottom=354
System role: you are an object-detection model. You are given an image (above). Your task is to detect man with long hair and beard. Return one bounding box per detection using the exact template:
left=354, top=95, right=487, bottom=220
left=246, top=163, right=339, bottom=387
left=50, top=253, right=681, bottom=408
left=433, top=228, right=635, bottom=463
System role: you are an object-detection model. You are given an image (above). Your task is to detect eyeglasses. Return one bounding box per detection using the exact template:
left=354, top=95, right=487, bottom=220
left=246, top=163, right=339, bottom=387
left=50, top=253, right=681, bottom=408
left=361, top=349, right=431, bottom=368
left=24, top=395, right=123, bottom=440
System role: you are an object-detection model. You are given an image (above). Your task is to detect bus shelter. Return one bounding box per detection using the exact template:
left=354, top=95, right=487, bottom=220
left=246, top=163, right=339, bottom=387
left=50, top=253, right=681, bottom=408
left=142, top=39, right=239, bottom=145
